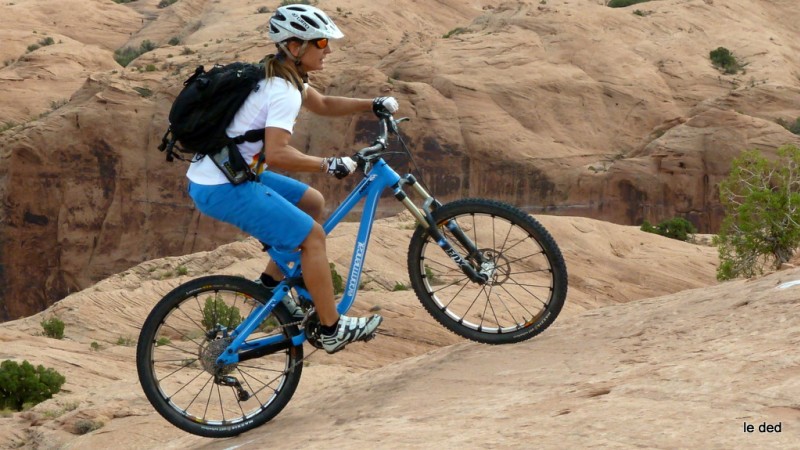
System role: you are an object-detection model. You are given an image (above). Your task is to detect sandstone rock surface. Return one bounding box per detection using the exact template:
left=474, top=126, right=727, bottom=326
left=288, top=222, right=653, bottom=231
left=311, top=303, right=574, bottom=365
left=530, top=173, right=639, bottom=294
left=0, top=214, right=741, bottom=449
left=0, top=1, right=798, bottom=322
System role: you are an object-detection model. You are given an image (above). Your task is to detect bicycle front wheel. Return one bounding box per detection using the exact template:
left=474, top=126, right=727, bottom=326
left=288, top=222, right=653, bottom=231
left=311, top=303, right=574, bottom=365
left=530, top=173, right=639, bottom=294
left=408, top=199, right=567, bottom=344
left=136, top=276, right=303, bottom=438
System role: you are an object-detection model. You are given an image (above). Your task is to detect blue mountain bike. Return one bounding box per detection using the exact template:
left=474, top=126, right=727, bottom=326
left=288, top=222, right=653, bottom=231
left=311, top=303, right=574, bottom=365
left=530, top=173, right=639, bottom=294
left=136, top=114, right=568, bottom=437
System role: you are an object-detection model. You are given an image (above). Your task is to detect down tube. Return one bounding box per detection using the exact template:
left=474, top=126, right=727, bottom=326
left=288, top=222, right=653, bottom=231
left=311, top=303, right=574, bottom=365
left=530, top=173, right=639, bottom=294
left=331, top=162, right=401, bottom=314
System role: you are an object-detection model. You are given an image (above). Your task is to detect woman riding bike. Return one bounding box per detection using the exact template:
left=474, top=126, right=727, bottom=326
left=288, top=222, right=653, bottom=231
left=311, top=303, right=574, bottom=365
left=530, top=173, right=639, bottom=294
left=186, top=4, right=398, bottom=354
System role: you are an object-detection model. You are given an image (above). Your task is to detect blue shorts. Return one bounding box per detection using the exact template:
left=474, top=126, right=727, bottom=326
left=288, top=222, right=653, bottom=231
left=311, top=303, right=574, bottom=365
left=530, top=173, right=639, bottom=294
left=188, top=171, right=313, bottom=252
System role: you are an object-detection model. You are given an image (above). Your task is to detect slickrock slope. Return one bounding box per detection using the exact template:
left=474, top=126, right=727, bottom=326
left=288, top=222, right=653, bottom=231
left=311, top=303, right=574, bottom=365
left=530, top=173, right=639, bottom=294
left=0, top=215, right=796, bottom=449
left=0, top=1, right=798, bottom=327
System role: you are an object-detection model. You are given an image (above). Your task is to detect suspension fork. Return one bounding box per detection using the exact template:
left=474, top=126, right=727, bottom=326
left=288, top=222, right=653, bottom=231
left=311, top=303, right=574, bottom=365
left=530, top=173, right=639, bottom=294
left=393, top=175, right=488, bottom=284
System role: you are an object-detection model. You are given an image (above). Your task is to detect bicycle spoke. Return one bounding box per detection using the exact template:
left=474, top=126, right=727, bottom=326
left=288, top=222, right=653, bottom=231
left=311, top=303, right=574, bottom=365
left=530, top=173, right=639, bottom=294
left=411, top=201, right=565, bottom=341
left=139, top=276, right=304, bottom=436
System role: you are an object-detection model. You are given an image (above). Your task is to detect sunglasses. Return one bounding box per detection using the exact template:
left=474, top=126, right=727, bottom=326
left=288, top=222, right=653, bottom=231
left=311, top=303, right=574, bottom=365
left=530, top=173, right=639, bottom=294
left=310, top=38, right=329, bottom=49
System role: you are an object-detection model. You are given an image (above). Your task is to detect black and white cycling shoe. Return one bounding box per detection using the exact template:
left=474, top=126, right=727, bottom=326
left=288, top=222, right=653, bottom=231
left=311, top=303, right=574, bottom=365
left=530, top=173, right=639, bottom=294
left=321, top=314, right=383, bottom=354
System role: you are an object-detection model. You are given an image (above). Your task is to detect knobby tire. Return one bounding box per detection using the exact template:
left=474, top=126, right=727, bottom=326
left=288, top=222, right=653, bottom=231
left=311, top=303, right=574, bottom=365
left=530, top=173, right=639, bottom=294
left=136, top=275, right=303, bottom=438
left=408, top=199, right=568, bottom=344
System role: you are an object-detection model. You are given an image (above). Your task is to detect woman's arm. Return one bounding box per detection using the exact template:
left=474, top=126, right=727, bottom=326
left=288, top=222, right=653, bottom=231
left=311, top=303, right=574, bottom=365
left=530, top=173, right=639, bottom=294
left=303, top=86, right=372, bottom=116
left=263, top=126, right=326, bottom=172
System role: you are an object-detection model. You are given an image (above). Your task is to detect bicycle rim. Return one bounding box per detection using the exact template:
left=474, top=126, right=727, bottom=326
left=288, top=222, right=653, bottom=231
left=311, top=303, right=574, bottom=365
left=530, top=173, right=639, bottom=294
left=137, top=276, right=303, bottom=437
left=409, top=199, right=567, bottom=344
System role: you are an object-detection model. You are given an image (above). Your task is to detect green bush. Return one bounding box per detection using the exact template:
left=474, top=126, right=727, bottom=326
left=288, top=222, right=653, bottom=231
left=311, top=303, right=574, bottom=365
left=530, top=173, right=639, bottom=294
left=168, top=36, right=181, bottom=46
left=41, top=317, right=65, bottom=339
left=113, top=40, right=156, bottom=67
left=443, top=27, right=468, bottom=39
left=392, top=282, right=408, bottom=291
left=715, top=145, right=800, bottom=280
left=157, top=0, right=177, bottom=8
left=74, top=419, right=103, bottom=434
left=710, top=47, right=741, bottom=74
left=608, top=0, right=652, bottom=7
left=640, top=217, right=697, bottom=242
left=280, top=0, right=316, bottom=6
left=0, top=360, right=66, bottom=411
left=776, top=117, right=800, bottom=135
left=330, top=263, right=344, bottom=295
left=201, top=296, right=242, bottom=330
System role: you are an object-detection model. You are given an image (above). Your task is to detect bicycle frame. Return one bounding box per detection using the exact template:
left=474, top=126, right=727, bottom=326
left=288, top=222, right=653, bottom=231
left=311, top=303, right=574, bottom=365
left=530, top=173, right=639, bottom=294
left=216, top=118, right=490, bottom=366
left=215, top=158, right=403, bottom=365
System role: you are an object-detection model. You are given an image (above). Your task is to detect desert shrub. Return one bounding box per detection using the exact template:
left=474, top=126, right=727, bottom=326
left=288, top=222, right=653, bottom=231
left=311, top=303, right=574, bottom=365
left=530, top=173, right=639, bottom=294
left=256, top=6, right=270, bottom=13
left=114, top=40, right=156, bottom=67
left=0, top=360, right=66, bottom=411
left=443, top=27, right=467, bottom=38
left=709, top=47, right=742, bottom=74
left=607, top=0, right=652, bottom=7
left=41, top=317, right=65, bottom=339
left=26, top=44, right=40, bottom=53
left=776, top=117, right=800, bottom=135
left=116, top=336, right=134, bottom=346
left=38, top=37, right=54, bottom=46
left=392, top=282, right=408, bottom=291
left=112, top=0, right=138, bottom=3
left=0, top=121, right=17, bottom=133
left=157, top=0, right=177, bottom=8
left=640, top=217, right=697, bottom=242
left=201, top=296, right=242, bottom=330
left=168, top=36, right=181, bottom=46
left=715, top=145, right=800, bottom=280
left=74, top=419, right=103, bottom=435
left=133, top=86, right=153, bottom=97
left=50, top=99, right=68, bottom=110
left=280, top=0, right=316, bottom=6
left=329, top=263, right=344, bottom=295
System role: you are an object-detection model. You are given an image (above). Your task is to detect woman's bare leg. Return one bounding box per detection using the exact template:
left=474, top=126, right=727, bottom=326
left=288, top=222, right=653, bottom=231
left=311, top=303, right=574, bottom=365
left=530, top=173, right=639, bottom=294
left=263, top=187, right=325, bottom=280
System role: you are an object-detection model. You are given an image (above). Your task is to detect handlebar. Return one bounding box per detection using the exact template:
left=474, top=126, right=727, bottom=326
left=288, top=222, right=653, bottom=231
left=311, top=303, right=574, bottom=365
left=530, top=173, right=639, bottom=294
left=354, top=114, right=409, bottom=170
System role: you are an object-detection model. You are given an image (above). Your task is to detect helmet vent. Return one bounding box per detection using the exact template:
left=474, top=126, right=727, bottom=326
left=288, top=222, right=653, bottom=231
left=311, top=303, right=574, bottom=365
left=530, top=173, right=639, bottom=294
left=289, top=21, right=307, bottom=32
left=301, top=14, right=319, bottom=29
left=314, top=12, right=329, bottom=25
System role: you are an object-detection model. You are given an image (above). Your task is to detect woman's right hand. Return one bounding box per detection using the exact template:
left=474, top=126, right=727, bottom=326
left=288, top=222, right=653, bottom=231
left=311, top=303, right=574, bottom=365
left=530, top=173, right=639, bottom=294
left=323, top=156, right=358, bottom=179
left=372, top=97, right=399, bottom=116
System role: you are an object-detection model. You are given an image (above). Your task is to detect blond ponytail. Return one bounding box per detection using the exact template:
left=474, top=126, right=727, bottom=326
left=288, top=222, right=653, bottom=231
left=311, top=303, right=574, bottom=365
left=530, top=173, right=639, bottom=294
left=264, top=53, right=306, bottom=96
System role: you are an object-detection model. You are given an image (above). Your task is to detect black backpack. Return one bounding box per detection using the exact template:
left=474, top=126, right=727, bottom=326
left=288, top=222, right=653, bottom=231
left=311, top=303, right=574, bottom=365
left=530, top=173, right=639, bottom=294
left=158, top=62, right=267, bottom=163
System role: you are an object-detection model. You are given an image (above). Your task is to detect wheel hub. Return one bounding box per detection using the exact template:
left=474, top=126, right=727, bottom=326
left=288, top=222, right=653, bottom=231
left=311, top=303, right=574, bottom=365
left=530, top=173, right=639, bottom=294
left=478, top=249, right=510, bottom=285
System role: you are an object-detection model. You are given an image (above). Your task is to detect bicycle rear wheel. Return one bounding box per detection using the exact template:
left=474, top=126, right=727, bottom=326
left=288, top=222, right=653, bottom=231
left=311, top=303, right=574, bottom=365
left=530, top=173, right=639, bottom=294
left=408, top=198, right=567, bottom=344
left=136, top=275, right=303, bottom=438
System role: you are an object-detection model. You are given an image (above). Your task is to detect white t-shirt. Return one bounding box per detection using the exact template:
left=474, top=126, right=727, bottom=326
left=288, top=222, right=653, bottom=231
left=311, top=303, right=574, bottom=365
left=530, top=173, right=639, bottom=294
left=186, top=77, right=304, bottom=185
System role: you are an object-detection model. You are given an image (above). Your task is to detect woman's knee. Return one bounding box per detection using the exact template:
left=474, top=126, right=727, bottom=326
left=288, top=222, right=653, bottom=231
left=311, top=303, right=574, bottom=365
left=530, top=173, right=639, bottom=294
left=299, top=222, right=326, bottom=251
left=299, top=188, right=325, bottom=220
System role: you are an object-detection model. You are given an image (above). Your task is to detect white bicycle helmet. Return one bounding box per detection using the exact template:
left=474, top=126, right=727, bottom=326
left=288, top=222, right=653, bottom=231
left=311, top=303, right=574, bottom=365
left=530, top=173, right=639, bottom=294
left=268, top=5, right=344, bottom=42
